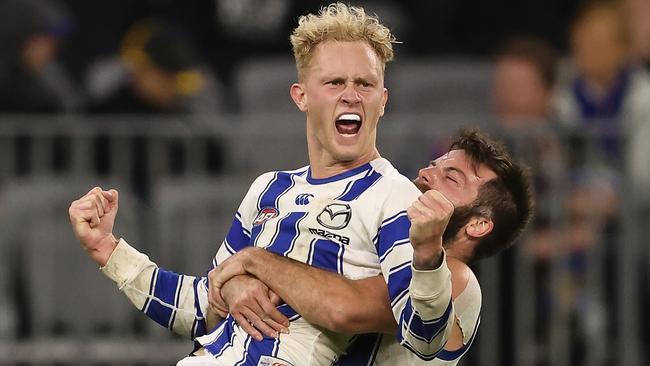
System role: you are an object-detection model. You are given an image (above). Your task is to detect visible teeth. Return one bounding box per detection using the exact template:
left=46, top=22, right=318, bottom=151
left=338, top=114, right=361, bottom=121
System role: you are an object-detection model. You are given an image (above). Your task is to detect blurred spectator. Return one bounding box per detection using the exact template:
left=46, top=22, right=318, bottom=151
left=490, top=37, right=568, bottom=365
left=551, top=3, right=638, bottom=356
left=492, top=37, right=559, bottom=127
left=86, top=19, right=223, bottom=114
left=84, top=19, right=227, bottom=200
left=624, top=0, right=650, bottom=68
left=623, top=0, right=650, bottom=198
left=553, top=0, right=650, bottom=165
left=0, top=0, right=80, bottom=113
left=490, top=37, right=566, bottom=220
left=562, top=167, right=620, bottom=364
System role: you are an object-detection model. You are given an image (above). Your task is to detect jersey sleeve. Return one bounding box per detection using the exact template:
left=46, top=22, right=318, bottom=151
left=102, top=239, right=211, bottom=339
left=100, top=172, right=273, bottom=340
left=435, top=270, right=482, bottom=363
left=374, top=179, right=454, bottom=360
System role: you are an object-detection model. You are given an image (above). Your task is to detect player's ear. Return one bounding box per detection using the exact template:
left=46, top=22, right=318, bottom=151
left=379, top=87, right=388, bottom=117
left=465, top=216, right=493, bottom=239
left=290, top=83, right=307, bottom=112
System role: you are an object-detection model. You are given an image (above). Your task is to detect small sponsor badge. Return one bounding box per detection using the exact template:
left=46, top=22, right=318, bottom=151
left=257, top=355, right=294, bottom=366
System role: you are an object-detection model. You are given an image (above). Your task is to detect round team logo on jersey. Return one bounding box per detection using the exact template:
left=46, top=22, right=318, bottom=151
left=253, top=207, right=279, bottom=226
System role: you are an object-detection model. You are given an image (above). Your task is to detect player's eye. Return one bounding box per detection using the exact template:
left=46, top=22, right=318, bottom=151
left=446, top=175, right=457, bottom=183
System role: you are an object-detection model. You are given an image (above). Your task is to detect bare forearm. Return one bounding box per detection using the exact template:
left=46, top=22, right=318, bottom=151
left=242, top=248, right=396, bottom=334
left=412, top=243, right=444, bottom=270
left=87, top=234, right=119, bottom=267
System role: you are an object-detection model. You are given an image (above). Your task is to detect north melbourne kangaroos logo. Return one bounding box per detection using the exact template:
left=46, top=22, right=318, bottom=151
left=317, top=203, right=352, bottom=230
left=253, top=207, right=279, bottom=226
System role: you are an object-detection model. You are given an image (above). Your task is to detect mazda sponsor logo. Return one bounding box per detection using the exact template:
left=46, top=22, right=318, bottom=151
left=316, top=203, right=352, bottom=230
left=309, top=228, right=350, bottom=245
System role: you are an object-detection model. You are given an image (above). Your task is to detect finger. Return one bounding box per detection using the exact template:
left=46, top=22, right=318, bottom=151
left=209, top=289, right=229, bottom=317
left=98, top=191, right=110, bottom=212
left=259, top=296, right=289, bottom=329
left=207, top=287, right=224, bottom=313
left=103, top=189, right=119, bottom=211
left=260, top=316, right=287, bottom=335
left=72, top=199, right=93, bottom=211
left=440, top=194, right=455, bottom=212
left=208, top=266, right=223, bottom=289
left=102, top=189, right=117, bottom=202
left=213, top=285, right=228, bottom=309
left=267, top=290, right=280, bottom=305
left=410, top=200, right=429, bottom=218
left=418, top=191, right=438, bottom=208
left=407, top=204, right=423, bottom=221
left=75, top=203, right=100, bottom=228
left=93, top=193, right=105, bottom=217
left=232, top=312, right=263, bottom=341
left=208, top=303, right=228, bottom=319
left=71, top=207, right=96, bottom=228
left=76, top=206, right=98, bottom=221
left=211, top=263, right=244, bottom=289
left=423, top=189, right=454, bottom=210
left=79, top=196, right=101, bottom=216
left=419, top=191, right=447, bottom=213
left=86, top=186, right=103, bottom=198
left=240, top=307, right=278, bottom=339
left=268, top=290, right=283, bottom=307
left=88, top=211, right=100, bottom=228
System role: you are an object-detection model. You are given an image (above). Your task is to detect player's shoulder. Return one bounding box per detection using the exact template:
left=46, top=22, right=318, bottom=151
left=369, top=158, right=420, bottom=196
left=447, top=257, right=481, bottom=346
left=447, top=257, right=480, bottom=301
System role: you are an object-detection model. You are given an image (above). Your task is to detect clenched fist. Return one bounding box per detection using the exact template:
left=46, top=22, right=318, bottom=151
left=68, top=187, right=120, bottom=266
left=406, top=189, right=454, bottom=269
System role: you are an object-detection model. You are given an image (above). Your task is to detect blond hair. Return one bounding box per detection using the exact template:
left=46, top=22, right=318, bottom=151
left=290, top=3, right=396, bottom=80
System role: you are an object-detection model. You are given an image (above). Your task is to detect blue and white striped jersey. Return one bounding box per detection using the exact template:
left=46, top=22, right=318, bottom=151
left=335, top=266, right=482, bottom=366
left=103, top=157, right=453, bottom=365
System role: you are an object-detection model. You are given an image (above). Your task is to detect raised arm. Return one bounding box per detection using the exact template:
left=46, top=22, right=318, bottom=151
left=69, top=176, right=288, bottom=341
left=68, top=187, right=120, bottom=267
left=69, top=187, right=213, bottom=339
left=388, top=189, right=454, bottom=360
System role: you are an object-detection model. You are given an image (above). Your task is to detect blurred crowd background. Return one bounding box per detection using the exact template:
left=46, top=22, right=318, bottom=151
left=0, top=0, right=649, bottom=365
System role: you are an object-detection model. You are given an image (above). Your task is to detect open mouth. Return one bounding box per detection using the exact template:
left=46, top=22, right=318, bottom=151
left=335, top=113, right=362, bottom=135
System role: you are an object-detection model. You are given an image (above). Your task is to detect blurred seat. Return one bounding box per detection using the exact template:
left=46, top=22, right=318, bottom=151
left=148, top=176, right=251, bottom=276
left=386, top=58, right=493, bottom=115
left=235, top=57, right=298, bottom=114
left=0, top=177, right=143, bottom=338
left=224, top=113, right=308, bottom=176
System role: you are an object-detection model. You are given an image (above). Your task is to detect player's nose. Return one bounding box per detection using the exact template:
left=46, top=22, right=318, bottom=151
left=417, top=166, right=437, bottom=188
left=341, top=84, right=361, bottom=105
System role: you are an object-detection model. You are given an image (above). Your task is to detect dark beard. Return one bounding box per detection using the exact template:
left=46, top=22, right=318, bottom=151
left=442, top=203, right=473, bottom=247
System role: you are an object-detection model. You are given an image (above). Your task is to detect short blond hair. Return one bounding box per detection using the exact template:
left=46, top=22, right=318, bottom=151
left=290, top=3, right=396, bottom=80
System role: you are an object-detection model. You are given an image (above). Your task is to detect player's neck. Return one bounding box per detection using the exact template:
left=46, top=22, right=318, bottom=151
left=445, top=240, right=473, bottom=265
left=308, top=150, right=380, bottom=179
